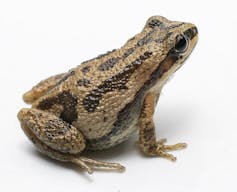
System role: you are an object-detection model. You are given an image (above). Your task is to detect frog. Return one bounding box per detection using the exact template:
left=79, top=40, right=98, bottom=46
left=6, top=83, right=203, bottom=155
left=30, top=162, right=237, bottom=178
left=18, top=16, right=198, bottom=174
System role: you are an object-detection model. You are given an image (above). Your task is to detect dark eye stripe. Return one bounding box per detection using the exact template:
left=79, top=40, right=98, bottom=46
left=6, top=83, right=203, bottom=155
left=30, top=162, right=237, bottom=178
left=184, top=27, right=198, bottom=40
left=77, top=79, right=91, bottom=87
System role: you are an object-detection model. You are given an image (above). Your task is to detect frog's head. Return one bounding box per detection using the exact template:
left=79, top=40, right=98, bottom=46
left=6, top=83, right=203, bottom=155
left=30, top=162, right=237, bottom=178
left=142, top=16, right=198, bottom=82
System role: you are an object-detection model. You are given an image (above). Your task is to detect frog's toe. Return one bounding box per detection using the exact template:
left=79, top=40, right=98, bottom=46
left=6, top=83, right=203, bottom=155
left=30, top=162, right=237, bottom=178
left=71, top=158, right=94, bottom=174
left=71, top=156, right=125, bottom=174
left=155, top=139, right=187, bottom=161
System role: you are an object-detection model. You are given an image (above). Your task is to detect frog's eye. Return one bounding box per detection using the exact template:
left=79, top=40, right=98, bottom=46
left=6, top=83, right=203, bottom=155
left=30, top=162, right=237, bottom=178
left=174, top=34, right=189, bottom=53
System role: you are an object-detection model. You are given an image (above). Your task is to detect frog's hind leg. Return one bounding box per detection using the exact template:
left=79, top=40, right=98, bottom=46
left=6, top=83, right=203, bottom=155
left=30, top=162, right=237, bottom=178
left=17, top=108, right=124, bottom=174
left=18, top=108, right=86, bottom=154
left=23, top=73, right=66, bottom=104
left=138, top=92, right=187, bottom=161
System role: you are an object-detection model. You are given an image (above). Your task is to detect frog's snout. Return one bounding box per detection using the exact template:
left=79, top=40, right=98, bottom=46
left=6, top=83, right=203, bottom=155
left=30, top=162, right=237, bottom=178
left=23, top=91, right=35, bottom=104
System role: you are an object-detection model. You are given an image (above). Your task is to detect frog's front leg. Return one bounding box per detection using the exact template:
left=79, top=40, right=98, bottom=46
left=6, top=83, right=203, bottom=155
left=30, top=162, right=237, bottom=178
left=17, top=108, right=125, bottom=174
left=138, top=92, right=187, bottom=161
left=23, top=73, right=66, bottom=104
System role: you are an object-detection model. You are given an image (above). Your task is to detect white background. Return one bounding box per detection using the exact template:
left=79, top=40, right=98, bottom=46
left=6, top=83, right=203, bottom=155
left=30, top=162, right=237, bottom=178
left=0, top=0, right=237, bottom=192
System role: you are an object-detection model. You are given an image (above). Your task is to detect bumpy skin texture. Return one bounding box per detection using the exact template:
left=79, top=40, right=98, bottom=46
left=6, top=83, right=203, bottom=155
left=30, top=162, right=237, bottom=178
left=18, top=16, right=198, bottom=173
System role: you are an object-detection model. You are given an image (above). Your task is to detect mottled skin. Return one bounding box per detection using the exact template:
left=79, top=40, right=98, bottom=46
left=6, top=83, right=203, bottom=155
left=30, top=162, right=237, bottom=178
left=18, top=16, right=198, bottom=174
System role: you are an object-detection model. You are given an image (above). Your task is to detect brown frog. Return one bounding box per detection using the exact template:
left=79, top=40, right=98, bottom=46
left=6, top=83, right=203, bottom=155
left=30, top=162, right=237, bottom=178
left=18, top=16, right=198, bottom=174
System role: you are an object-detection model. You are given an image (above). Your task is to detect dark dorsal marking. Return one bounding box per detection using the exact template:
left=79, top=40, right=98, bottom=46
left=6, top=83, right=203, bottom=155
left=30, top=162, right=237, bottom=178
left=81, top=49, right=117, bottom=65
left=45, top=119, right=72, bottom=138
left=88, top=51, right=179, bottom=147
left=123, top=30, right=156, bottom=59
left=77, top=78, right=91, bottom=87
left=123, top=48, right=135, bottom=58
left=81, top=29, right=156, bottom=75
left=148, top=19, right=163, bottom=28
left=37, top=91, right=78, bottom=124
left=81, top=66, right=90, bottom=74
left=55, top=70, right=75, bottom=87
left=137, top=30, right=155, bottom=46
left=97, top=30, right=155, bottom=71
left=98, top=57, right=120, bottom=71
left=137, top=37, right=153, bottom=46
left=96, top=49, right=117, bottom=59
left=83, top=51, right=153, bottom=112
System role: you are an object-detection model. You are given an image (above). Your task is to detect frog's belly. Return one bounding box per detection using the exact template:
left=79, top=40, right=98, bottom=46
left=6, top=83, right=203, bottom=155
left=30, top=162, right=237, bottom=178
left=86, top=94, right=143, bottom=150
left=86, top=120, right=138, bottom=150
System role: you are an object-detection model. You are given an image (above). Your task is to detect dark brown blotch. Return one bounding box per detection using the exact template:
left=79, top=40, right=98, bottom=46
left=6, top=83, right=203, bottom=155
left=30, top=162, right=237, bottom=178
left=77, top=78, right=91, bottom=87
left=148, top=19, right=163, bottom=28
left=137, top=36, right=153, bottom=46
left=96, top=49, right=117, bottom=60
left=81, top=49, right=117, bottom=67
left=123, top=48, right=135, bottom=58
left=137, top=30, right=155, bottom=46
left=103, top=117, right=108, bottom=122
left=98, top=57, right=120, bottom=71
left=55, top=70, right=75, bottom=87
left=37, top=91, right=78, bottom=124
left=83, top=51, right=153, bottom=112
left=143, top=126, right=155, bottom=141
left=81, top=66, right=90, bottom=74
left=45, top=119, right=72, bottom=139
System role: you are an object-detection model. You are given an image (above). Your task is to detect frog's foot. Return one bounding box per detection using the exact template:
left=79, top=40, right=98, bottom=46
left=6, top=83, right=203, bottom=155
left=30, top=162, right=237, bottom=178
left=71, top=157, right=125, bottom=174
left=155, top=138, right=187, bottom=161
left=138, top=93, right=187, bottom=161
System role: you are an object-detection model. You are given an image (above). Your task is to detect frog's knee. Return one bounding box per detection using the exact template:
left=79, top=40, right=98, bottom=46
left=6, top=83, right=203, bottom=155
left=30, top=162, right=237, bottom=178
left=17, top=108, right=29, bottom=122
left=18, top=108, right=86, bottom=154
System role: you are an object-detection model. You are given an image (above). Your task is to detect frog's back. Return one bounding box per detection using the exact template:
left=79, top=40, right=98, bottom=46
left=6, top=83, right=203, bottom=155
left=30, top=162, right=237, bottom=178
left=31, top=19, right=171, bottom=150
left=32, top=39, right=151, bottom=150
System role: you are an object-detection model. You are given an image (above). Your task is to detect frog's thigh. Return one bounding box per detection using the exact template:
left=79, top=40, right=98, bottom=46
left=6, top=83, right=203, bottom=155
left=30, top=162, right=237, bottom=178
left=18, top=108, right=125, bottom=174
left=23, top=73, right=65, bottom=104
left=138, top=92, right=187, bottom=161
left=18, top=108, right=86, bottom=154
